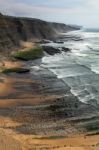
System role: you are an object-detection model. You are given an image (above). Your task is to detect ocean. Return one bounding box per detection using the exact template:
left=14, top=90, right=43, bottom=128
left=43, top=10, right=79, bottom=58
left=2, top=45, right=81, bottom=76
left=41, top=29, right=99, bottom=105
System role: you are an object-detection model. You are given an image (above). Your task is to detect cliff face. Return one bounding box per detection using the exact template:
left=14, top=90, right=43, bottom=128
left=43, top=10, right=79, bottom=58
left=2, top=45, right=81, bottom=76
left=0, top=13, right=80, bottom=51
left=49, top=22, right=80, bottom=33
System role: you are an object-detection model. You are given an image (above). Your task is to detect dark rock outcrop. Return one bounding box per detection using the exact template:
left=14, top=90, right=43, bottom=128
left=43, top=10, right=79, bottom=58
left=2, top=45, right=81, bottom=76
left=42, top=46, right=71, bottom=55
left=61, top=47, right=70, bottom=52
left=42, top=46, right=61, bottom=55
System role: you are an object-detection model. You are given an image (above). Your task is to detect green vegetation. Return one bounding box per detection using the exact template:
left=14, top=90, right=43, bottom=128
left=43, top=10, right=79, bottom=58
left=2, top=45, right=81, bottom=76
left=32, top=136, right=66, bottom=140
left=2, top=68, right=30, bottom=73
left=13, top=46, right=43, bottom=61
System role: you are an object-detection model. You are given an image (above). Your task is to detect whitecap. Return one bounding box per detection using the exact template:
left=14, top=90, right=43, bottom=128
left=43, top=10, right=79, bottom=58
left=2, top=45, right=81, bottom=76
left=31, top=66, right=40, bottom=71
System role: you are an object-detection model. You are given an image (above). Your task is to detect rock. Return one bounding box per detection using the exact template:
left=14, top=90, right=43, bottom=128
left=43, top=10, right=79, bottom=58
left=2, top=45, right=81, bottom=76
left=53, top=40, right=64, bottom=44
left=61, top=47, right=71, bottom=52
left=2, top=68, right=30, bottom=74
left=42, top=46, right=61, bottom=55
left=37, top=39, right=52, bottom=44
left=42, top=46, right=71, bottom=55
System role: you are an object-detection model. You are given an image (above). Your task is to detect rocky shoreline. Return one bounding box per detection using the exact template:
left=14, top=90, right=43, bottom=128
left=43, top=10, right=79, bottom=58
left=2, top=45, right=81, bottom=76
left=0, top=49, right=99, bottom=149
left=0, top=61, right=98, bottom=149
left=0, top=30, right=99, bottom=149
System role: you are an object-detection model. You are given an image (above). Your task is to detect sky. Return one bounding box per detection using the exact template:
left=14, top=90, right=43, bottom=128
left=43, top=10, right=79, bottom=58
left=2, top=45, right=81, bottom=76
left=0, top=0, right=99, bottom=28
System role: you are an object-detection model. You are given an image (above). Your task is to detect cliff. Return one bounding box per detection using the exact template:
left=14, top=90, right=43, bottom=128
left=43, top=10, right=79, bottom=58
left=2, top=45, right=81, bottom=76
left=0, top=13, right=80, bottom=51
left=49, top=22, right=80, bottom=33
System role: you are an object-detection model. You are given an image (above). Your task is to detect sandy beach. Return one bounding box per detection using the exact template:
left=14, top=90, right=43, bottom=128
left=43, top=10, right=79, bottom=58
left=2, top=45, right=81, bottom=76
left=0, top=62, right=99, bottom=150
left=0, top=41, right=98, bottom=150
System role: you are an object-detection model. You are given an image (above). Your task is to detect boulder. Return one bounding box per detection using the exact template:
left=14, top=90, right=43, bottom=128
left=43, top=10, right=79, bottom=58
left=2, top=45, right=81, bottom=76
left=42, top=46, right=61, bottom=55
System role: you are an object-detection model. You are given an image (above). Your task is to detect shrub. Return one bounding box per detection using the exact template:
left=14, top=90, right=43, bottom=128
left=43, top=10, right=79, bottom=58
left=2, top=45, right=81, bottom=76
left=13, top=46, right=43, bottom=61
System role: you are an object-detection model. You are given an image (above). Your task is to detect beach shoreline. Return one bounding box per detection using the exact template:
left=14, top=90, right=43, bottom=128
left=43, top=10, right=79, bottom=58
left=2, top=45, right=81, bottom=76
left=0, top=39, right=98, bottom=150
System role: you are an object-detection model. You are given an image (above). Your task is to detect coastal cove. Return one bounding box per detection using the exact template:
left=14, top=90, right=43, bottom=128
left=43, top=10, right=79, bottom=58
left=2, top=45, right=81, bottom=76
left=0, top=13, right=99, bottom=150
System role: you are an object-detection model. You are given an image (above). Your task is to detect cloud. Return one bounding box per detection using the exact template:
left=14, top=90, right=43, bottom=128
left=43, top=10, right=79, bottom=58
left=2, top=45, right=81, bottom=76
left=0, top=0, right=80, bottom=17
left=0, top=0, right=99, bottom=27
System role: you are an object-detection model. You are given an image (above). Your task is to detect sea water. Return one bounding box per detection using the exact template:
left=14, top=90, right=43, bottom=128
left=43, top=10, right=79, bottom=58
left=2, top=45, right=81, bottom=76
left=41, top=29, right=99, bottom=105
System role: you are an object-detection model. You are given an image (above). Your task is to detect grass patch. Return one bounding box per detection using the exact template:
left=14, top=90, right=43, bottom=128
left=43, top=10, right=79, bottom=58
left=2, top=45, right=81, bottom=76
left=32, top=136, right=66, bottom=140
left=13, top=46, right=43, bottom=61
left=2, top=68, right=30, bottom=74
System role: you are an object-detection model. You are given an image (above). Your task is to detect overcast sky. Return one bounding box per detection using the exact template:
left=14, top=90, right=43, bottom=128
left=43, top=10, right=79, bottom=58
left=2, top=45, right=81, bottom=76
left=0, top=0, right=99, bottom=28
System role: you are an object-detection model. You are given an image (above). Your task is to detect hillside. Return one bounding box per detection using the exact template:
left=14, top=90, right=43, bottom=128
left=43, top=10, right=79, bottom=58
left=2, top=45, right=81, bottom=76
left=0, top=13, right=80, bottom=51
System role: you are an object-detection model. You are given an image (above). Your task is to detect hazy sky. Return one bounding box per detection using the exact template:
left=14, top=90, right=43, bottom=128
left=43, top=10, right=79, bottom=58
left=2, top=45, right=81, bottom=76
left=0, top=0, right=99, bottom=27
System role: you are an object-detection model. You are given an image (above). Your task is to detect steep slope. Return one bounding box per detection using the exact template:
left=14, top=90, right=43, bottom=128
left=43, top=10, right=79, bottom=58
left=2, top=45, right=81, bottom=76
left=0, top=13, right=80, bottom=51
left=49, top=22, right=80, bottom=33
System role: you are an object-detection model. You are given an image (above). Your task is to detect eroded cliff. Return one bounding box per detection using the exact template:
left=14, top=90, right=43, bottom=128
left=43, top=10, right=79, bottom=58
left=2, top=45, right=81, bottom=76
left=0, top=13, right=80, bottom=51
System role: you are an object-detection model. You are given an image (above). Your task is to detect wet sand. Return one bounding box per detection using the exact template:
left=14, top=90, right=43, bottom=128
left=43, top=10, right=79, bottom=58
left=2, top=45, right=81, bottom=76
left=0, top=59, right=99, bottom=150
